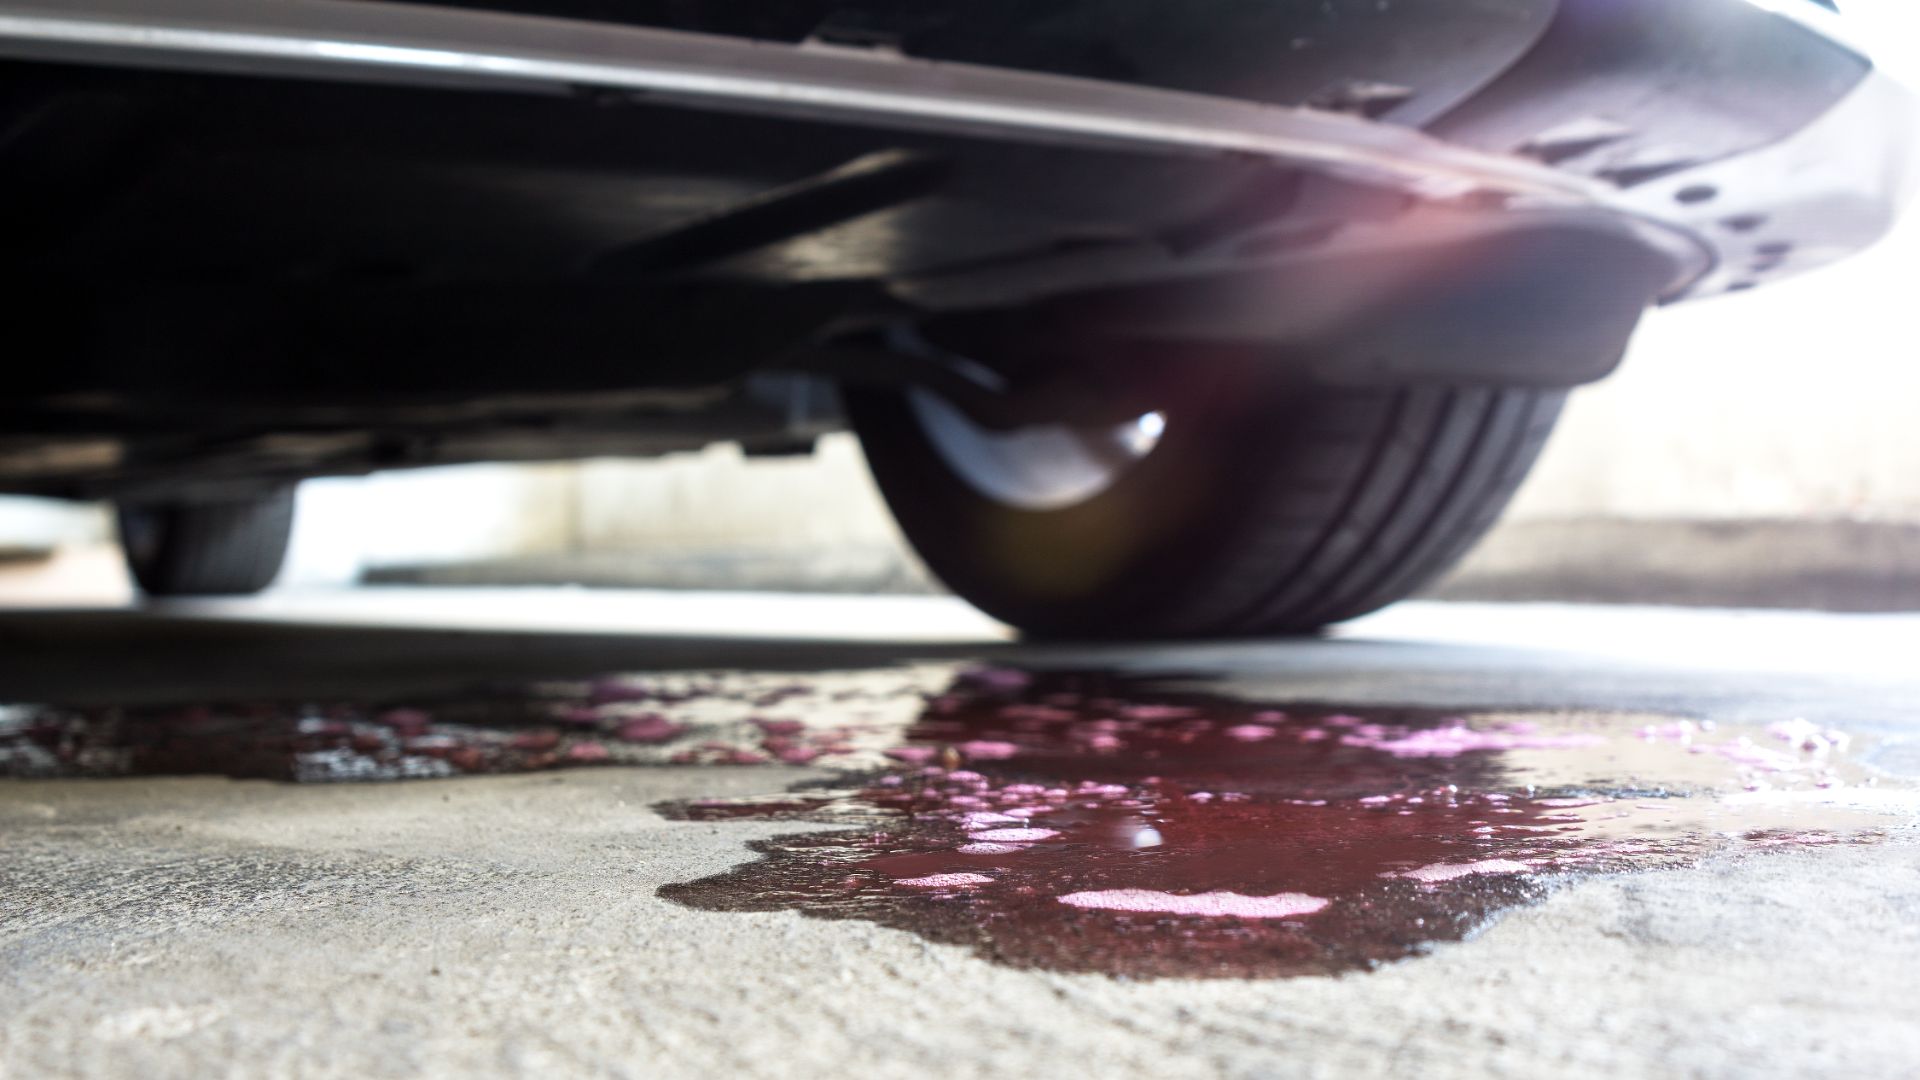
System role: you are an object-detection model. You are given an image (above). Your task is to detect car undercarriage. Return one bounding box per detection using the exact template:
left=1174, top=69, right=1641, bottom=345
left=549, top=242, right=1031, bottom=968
left=0, top=0, right=1910, bottom=631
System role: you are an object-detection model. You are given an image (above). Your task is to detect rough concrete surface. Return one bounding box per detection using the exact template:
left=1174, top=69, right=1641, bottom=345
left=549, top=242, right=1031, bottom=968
left=3, top=594, right=1919, bottom=1078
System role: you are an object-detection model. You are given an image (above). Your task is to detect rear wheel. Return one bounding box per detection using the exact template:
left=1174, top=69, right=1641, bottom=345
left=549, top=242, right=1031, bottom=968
left=847, top=369, right=1562, bottom=637
left=116, top=488, right=297, bottom=597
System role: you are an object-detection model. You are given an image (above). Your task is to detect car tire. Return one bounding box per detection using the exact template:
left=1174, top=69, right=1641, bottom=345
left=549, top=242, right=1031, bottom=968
left=116, top=488, right=297, bottom=597
left=846, top=372, right=1563, bottom=637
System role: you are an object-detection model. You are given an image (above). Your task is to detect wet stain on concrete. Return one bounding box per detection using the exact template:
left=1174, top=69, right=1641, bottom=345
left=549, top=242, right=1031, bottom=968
left=4, top=662, right=1911, bottom=980
left=0, top=669, right=944, bottom=782
left=655, top=668, right=1913, bottom=979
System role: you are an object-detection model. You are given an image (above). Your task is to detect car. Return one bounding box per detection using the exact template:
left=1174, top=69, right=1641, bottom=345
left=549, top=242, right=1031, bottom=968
left=0, top=0, right=1912, bottom=634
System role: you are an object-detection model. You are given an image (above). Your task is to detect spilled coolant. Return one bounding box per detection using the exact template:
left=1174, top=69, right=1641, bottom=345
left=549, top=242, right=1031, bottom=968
left=0, top=669, right=946, bottom=781
left=2, top=663, right=1912, bottom=979
left=655, top=668, right=1915, bottom=979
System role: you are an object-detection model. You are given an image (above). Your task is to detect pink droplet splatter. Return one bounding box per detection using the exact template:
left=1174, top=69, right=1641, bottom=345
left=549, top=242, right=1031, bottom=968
left=616, top=716, right=684, bottom=744
left=377, top=708, right=433, bottom=734
left=1354, top=725, right=1606, bottom=758
left=1058, top=890, right=1329, bottom=919
left=510, top=729, right=561, bottom=752
left=1121, top=705, right=1200, bottom=721
left=1717, top=739, right=1804, bottom=772
left=1390, top=859, right=1532, bottom=883
left=896, top=873, right=993, bottom=888
left=564, top=741, right=610, bottom=763
left=958, top=740, right=1021, bottom=760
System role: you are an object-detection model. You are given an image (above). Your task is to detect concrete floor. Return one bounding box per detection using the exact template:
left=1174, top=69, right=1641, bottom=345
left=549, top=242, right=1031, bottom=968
left=3, top=591, right=1919, bottom=1078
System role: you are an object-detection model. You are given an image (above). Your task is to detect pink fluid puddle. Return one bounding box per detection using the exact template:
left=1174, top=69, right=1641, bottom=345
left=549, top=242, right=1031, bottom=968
left=657, top=668, right=1913, bottom=980
left=4, top=662, right=1910, bottom=980
left=0, top=671, right=930, bottom=782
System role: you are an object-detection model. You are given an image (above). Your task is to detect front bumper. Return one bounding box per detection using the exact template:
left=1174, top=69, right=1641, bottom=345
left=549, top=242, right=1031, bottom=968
left=1617, top=52, right=1920, bottom=302
left=1496, top=0, right=1920, bottom=302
